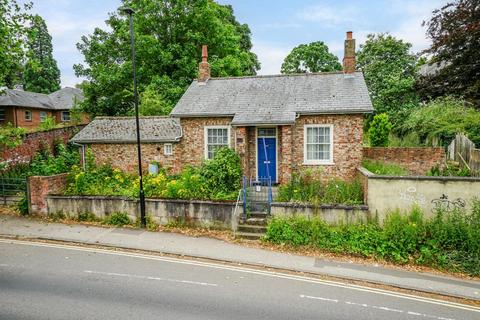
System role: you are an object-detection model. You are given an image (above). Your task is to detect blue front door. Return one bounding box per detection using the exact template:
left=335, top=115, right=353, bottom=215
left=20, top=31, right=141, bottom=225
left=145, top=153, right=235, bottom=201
left=257, top=137, right=277, bottom=183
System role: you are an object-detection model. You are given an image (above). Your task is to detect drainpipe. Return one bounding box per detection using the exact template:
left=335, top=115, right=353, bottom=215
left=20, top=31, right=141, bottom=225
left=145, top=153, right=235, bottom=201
left=71, top=142, right=86, bottom=170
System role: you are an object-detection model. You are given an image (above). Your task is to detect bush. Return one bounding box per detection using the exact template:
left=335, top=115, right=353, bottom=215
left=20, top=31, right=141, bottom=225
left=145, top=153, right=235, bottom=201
left=37, top=116, right=58, bottom=131
left=103, top=212, right=131, bottom=226
left=427, top=161, right=471, bottom=177
left=66, top=148, right=242, bottom=201
left=276, top=169, right=363, bottom=205
left=362, top=159, right=408, bottom=176
left=265, top=200, right=480, bottom=276
left=0, top=124, right=26, bottom=149
left=368, top=113, right=393, bottom=147
left=77, top=212, right=99, bottom=222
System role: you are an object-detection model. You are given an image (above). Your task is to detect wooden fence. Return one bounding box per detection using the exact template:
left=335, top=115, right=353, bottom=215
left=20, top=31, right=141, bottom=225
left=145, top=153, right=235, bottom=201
left=447, top=134, right=480, bottom=176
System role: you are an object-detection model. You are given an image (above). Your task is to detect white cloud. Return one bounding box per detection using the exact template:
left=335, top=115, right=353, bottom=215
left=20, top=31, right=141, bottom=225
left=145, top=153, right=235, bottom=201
left=297, top=5, right=357, bottom=25
left=389, top=0, right=446, bottom=53
left=252, top=41, right=293, bottom=75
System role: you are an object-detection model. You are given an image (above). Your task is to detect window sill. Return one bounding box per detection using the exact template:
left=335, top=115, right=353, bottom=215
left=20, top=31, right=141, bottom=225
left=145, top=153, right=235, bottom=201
left=302, top=161, right=335, bottom=166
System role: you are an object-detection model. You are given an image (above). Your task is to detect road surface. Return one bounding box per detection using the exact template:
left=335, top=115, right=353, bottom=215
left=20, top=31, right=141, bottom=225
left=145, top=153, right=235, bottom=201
left=0, top=239, right=478, bottom=320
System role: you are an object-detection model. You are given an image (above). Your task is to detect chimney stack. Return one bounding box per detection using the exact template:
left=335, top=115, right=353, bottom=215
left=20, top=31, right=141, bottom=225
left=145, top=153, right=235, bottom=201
left=198, top=45, right=210, bottom=84
left=343, top=31, right=356, bottom=74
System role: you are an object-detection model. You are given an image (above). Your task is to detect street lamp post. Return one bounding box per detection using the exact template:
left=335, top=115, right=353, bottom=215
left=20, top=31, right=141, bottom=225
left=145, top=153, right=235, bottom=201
left=120, top=6, right=146, bottom=228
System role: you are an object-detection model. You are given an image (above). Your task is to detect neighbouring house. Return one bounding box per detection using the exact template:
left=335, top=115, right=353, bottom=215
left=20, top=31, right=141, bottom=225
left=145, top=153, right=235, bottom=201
left=0, top=86, right=88, bottom=129
left=72, top=32, right=373, bottom=183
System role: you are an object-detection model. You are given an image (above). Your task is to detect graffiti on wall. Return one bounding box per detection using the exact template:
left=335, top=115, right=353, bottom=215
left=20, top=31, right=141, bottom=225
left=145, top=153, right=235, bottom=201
left=398, top=187, right=426, bottom=205
left=431, top=194, right=466, bottom=212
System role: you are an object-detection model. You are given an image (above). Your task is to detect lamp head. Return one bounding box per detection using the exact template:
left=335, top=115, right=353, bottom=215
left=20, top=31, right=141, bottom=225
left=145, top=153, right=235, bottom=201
left=119, top=6, right=135, bottom=15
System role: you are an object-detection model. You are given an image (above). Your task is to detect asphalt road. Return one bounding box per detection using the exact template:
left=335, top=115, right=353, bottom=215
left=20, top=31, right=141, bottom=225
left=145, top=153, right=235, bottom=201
left=0, top=239, right=479, bottom=320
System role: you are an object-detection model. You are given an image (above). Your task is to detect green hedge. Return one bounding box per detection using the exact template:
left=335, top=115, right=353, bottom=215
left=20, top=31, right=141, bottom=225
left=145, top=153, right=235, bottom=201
left=265, top=201, right=480, bottom=276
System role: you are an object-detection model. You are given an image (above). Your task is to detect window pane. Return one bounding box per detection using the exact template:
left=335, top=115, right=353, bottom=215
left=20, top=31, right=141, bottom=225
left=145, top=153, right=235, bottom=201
left=305, top=126, right=331, bottom=162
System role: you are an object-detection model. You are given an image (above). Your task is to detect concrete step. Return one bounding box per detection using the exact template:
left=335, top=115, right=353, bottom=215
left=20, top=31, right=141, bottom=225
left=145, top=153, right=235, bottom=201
left=235, top=231, right=264, bottom=240
left=240, top=217, right=267, bottom=226
left=248, top=211, right=268, bottom=218
left=237, top=224, right=267, bottom=234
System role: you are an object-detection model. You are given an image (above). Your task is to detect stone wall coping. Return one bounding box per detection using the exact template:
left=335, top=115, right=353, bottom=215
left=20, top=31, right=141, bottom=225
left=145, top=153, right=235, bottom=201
left=29, top=172, right=68, bottom=179
left=363, top=146, right=444, bottom=150
left=46, top=195, right=237, bottom=206
left=272, top=202, right=369, bottom=211
left=358, top=166, right=480, bottom=182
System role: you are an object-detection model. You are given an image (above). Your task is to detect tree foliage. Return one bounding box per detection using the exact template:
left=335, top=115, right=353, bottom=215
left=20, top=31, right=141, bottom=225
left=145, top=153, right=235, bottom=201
left=0, top=0, right=31, bottom=88
left=418, top=0, right=480, bottom=105
left=357, top=34, right=419, bottom=130
left=400, top=96, right=480, bottom=146
left=23, top=14, right=61, bottom=93
left=281, top=41, right=341, bottom=74
left=75, top=0, right=260, bottom=116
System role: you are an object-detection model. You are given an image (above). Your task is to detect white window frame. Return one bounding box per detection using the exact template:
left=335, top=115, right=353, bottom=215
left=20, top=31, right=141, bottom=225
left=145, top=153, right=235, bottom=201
left=40, top=111, right=47, bottom=122
left=164, top=143, right=173, bottom=156
left=61, top=111, right=70, bottom=122
left=25, top=110, right=32, bottom=121
left=204, top=125, right=230, bottom=160
left=303, top=124, right=334, bottom=165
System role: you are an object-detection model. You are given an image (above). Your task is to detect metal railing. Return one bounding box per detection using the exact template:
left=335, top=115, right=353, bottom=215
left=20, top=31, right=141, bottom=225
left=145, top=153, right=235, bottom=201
left=242, top=176, right=273, bottom=220
left=0, top=177, right=26, bottom=205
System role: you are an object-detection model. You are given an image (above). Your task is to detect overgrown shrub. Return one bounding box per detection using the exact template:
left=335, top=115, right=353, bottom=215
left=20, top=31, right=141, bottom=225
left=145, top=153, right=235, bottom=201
left=400, top=96, right=480, bottom=146
left=368, top=113, right=393, bottom=147
left=77, top=212, right=99, bottom=222
left=38, top=116, right=58, bottom=131
left=265, top=200, right=480, bottom=276
left=276, top=169, right=363, bottom=205
left=427, top=161, right=471, bottom=177
left=103, top=212, right=131, bottom=226
left=66, top=148, right=242, bottom=201
left=362, top=159, right=409, bottom=176
left=0, top=124, right=26, bottom=149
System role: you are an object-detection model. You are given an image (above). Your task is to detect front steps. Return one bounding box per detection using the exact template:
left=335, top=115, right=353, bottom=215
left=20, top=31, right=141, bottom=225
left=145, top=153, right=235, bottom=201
left=236, top=212, right=268, bottom=240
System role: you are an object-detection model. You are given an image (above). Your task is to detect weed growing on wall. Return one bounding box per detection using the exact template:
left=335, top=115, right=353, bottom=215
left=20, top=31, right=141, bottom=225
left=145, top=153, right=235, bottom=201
left=103, top=212, right=131, bottom=226
left=276, top=169, right=364, bottom=205
left=265, top=201, right=480, bottom=276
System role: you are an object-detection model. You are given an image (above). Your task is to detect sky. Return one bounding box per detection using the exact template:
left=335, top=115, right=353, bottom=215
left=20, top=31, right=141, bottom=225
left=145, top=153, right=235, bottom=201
left=22, top=0, right=447, bottom=87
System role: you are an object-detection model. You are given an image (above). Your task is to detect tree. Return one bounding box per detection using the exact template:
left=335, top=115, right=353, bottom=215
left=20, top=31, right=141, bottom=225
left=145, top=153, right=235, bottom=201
left=281, top=41, right=342, bottom=74
left=368, top=113, right=392, bottom=147
left=23, top=15, right=61, bottom=93
left=418, top=0, right=480, bottom=106
left=0, top=0, right=31, bottom=88
left=74, top=0, right=260, bottom=116
left=357, top=33, right=419, bottom=130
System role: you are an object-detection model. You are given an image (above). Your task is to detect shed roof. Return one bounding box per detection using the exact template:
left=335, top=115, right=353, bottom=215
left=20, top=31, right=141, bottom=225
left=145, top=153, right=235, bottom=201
left=0, top=87, right=83, bottom=110
left=171, top=71, right=373, bottom=125
left=70, top=117, right=182, bottom=144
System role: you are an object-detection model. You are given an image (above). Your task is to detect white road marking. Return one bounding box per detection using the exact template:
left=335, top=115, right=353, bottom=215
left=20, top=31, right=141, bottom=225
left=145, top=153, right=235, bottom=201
left=299, top=294, right=338, bottom=303
left=84, top=270, right=218, bottom=287
left=301, top=294, right=456, bottom=320
left=0, top=263, right=8, bottom=267
left=1, top=238, right=479, bottom=314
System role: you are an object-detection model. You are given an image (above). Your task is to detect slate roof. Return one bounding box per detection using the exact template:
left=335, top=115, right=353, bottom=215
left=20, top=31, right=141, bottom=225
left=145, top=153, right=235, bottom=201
left=0, top=87, right=83, bottom=110
left=70, top=117, right=182, bottom=144
left=171, top=71, right=373, bottom=125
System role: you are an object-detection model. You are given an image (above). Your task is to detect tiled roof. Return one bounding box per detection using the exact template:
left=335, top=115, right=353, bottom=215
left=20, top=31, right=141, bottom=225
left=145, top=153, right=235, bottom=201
left=171, top=71, right=373, bottom=125
left=70, top=116, right=182, bottom=144
left=0, top=87, right=83, bottom=110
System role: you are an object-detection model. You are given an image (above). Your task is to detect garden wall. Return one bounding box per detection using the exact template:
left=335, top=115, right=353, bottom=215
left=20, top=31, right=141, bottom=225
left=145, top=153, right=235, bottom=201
left=28, top=173, right=68, bottom=215
left=0, top=125, right=85, bottom=166
left=358, top=167, right=480, bottom=221
left=363, top=147, right=445, bottom=175
left=271, top=203, right=370, bottom=224
left=45, top=196, right=236, bottom=228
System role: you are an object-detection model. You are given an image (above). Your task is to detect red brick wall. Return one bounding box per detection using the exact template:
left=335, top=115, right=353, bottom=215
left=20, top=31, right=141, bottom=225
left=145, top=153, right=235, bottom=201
left=288, top=114, right=364, bottom=181
left=363, top=147, right=446, bottom=175
left=0, top=125, right=84, bottom=166
left=28, top=173, right=68, bottom=215
left=14, top=107, right=53, bottom=129
left=89, top=143, right=179, bottom=173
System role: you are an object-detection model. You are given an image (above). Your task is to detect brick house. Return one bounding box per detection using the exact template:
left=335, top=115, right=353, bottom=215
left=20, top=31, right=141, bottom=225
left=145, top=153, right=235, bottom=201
left=0, top=87, right=88, bottom=130
left=72, top=32, right=373, bottom=183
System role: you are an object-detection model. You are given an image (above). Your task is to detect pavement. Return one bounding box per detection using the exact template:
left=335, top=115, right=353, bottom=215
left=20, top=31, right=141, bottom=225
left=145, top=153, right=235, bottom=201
left=1, top=214, right=479, bottom=301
